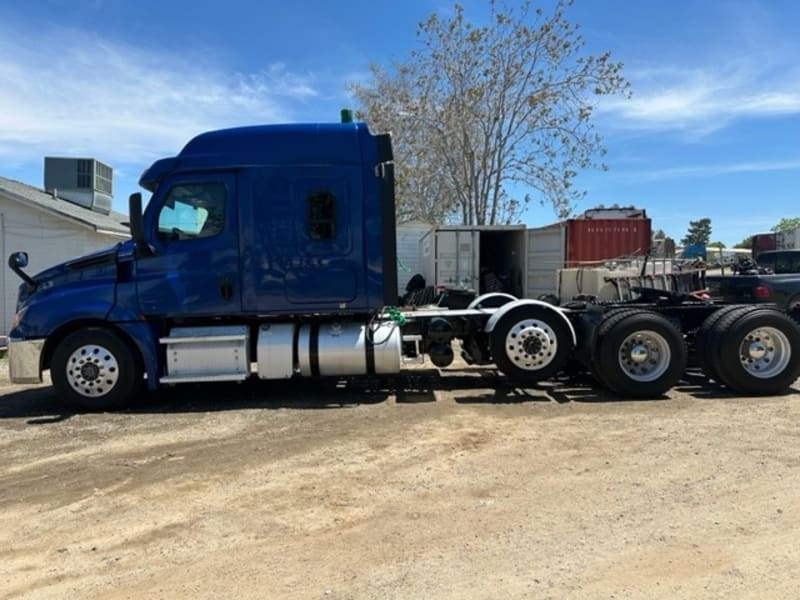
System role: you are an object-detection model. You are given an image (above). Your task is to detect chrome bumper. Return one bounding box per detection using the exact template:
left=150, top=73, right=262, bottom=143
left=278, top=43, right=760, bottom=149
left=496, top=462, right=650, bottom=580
left=8, top=338, right=44, bottom=384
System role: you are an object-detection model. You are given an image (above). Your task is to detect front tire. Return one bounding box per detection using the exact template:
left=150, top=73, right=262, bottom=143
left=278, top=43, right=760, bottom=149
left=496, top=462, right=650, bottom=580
left=51, top=327, right=142, bottom=411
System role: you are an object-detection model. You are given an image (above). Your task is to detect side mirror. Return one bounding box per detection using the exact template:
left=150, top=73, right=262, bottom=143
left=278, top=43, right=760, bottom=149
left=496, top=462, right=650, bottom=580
left=129, top=192, right=153, bottom=256
left=10, top=251, right=28, bottom=269
left=8, top=251, right=35, bottom=288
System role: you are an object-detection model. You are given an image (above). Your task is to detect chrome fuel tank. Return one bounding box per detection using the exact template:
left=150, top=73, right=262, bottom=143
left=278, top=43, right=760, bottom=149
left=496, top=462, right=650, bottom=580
left=297, top=321, right=401, bottom=377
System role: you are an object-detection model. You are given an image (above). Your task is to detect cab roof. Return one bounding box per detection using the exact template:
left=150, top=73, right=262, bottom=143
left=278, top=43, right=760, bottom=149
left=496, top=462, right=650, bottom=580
left=139, top=122, right=385, bottom=192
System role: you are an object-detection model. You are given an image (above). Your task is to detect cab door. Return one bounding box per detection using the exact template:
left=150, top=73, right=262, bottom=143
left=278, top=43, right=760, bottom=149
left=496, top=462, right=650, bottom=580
left=136, top=173, right=241, bottom=316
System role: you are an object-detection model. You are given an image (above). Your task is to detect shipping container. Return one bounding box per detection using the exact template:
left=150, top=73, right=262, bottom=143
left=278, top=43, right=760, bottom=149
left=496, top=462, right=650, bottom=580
left=419, top=226, right=526, bottom=295
left=752, top=233, right=777, bottom=258
left=395, top=221, right=433, bottom=297
left=418, top=216, right=650, bottom=301
left=565, top=218, right=652, bottom=267
left=524, top=226, right=565, bottom=299
left=524, top=216, right=651, bottom=299
left=775, top=227, right=800, bottom=251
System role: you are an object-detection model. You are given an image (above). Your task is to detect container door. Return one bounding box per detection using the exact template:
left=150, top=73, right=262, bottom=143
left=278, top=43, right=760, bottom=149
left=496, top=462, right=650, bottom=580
left=136, top=173, right=240, bottom=317
left=776, top=229, right=800, bottom=250
left=524, top=227, right=565, bottom=300
left=434, top=229, right=478, bottom=290
left=565, top=219, right=651, bottom=266
left=420, top=230, right=435, bottom=287
left=477, top=229, right=526, bottom=296
left=396, top=224, right=432, bottom=294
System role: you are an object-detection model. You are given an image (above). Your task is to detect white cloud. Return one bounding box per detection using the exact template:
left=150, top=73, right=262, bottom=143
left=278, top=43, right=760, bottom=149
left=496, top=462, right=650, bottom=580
left=599, top=60, right=800, bottom=135
left=622, top=158, right=800, bottom=183
left=0, top=25, right=319, bottom=167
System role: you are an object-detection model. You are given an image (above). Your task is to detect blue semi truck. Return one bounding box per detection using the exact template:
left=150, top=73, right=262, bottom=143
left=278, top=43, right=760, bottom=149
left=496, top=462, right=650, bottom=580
left=7, top=118, right=800, bottom=409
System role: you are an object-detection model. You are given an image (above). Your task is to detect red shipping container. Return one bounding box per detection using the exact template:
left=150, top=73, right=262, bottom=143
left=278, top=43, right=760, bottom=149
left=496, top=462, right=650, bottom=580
left=752, top=233, right=776, bottom=258
left=564, top=218, right=652, bottom=267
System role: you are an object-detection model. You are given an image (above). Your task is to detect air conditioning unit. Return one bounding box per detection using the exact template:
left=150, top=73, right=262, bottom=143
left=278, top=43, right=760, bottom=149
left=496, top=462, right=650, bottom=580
left=44, top=157, right=113, bottom=215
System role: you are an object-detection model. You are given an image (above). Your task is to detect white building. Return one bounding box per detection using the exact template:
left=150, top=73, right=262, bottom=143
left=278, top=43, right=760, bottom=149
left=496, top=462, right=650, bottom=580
left=0, top=174, right=129, bottom=337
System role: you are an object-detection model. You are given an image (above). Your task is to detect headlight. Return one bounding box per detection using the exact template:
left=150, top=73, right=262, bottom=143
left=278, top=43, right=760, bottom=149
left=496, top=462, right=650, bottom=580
left=9, top=307, right=26, bottom=331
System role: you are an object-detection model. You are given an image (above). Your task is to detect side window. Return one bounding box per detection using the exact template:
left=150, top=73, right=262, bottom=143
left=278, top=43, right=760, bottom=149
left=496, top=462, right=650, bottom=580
left=773, top=252, right=800, bottom=274
left=157, top=182, right=225, bottom=241
left=307, top=192, right=336, bottom=241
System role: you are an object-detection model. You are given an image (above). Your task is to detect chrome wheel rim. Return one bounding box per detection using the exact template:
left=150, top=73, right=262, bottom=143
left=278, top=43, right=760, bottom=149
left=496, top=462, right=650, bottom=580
left=739, top=326, right=791, bottom=378
left=504, top=319, right=558, bottom=371
left=617, top=330, right=671, bottom=382
left=66, top=344, right=120, bottom=398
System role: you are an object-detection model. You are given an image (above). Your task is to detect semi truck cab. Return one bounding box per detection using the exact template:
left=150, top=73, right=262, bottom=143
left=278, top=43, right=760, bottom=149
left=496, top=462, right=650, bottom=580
left=8, top=121, right=401, bottom=407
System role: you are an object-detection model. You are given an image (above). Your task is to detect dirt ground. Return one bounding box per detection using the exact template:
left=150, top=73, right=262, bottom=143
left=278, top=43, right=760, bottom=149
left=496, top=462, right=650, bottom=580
left=1, top=358, right=799, bottom=600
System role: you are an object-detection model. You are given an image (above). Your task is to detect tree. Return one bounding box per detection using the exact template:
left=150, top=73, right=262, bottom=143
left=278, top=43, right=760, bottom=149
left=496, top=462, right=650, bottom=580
left=350, top=0, right=630, bottom=225
left=734, top=236, right=753, bottom=249
left=709, top=240, right=726, bottom=248
left=681, top=218, right=711, bottom=246
left=771, top=217, right=800, bottom=232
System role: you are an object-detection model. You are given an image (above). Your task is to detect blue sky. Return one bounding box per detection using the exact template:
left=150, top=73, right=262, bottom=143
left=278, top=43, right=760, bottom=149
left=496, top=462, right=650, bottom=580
left=0, top=0, right=798, bottom=246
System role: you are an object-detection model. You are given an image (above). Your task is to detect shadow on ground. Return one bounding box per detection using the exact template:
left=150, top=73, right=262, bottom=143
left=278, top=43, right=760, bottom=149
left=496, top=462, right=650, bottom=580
left=0, top=367, right=794, bottom=425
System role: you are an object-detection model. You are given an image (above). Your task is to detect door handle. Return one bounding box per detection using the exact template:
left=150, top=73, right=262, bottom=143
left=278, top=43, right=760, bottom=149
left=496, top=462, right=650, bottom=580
left=220, top=276, right=234, bottom=300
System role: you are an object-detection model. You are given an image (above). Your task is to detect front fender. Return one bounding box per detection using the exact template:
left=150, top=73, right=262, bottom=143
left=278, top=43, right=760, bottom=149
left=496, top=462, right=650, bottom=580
left=11, top=280, right=116, bottom=338
left=115, top=321, right=162, bottom=391
left=484, top=299, right=577, bottom=347
left=11, top=280, right=162, bottom=392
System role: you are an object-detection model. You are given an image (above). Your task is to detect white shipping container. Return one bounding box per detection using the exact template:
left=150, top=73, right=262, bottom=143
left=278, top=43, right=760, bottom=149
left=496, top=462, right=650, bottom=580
left=420, top=226, right=526, bottom=295
left=395, top=221, right=433, bottom=296
left=775, top=227, right=800, bottom=250
left=421, top=228, right=478, bottom=290
left=524, top=227, right=565, bottom=299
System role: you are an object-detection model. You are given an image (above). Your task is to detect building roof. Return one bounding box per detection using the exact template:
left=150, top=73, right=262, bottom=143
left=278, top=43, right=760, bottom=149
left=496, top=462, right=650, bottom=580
left=0, top=175, right=130, bottom=237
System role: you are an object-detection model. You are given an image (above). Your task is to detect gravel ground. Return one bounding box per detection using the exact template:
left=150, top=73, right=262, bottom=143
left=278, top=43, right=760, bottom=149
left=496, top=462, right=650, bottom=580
left=1, top=361, right=799, bottom=600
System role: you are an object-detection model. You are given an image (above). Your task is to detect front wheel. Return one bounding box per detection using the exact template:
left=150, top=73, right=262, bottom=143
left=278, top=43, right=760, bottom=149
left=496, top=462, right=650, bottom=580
left=489, top=305, right=572, bottom=384
left=51, top=327, right=142, bottom=410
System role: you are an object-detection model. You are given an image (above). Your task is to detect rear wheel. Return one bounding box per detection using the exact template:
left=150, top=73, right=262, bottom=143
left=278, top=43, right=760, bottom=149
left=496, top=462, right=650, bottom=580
left=587, top=308, right=637, bottom=388
left=713, top=308, right=800, bottom=395
left=595, top=311, right=687, bottom=397
left=51, top=327, right=142, bottom=411
left=490, top=305, right=572, bottom=384
left=787, top=295, right=800, bottom=326
left=696, top=305, right=759, bottom=382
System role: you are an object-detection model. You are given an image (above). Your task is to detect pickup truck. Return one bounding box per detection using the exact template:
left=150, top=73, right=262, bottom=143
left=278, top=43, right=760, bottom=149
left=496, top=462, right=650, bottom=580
left=705, top=273, right=800, bottom=310
left=753, top=249, right=800, bottom=273
left=705, top=250, right=800, bottom=310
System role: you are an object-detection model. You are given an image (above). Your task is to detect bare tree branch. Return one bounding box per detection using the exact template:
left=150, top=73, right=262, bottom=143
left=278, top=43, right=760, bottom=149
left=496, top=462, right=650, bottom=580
left=349, top=0, right=630, bottom=225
